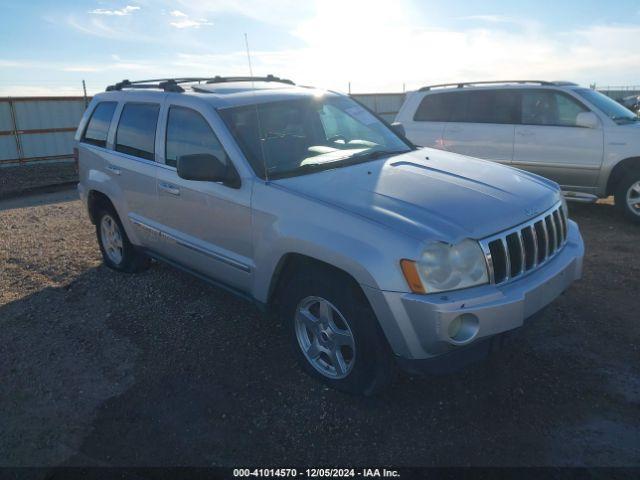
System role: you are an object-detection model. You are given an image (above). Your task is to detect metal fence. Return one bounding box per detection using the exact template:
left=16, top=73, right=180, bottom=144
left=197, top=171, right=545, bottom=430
left=0, top=97, right=87, bottom=167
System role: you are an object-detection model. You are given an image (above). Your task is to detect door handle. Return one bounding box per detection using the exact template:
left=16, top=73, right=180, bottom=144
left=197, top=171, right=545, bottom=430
left=159, top=182, right=180, bottom=196
left=517, top=130, right=535, bottom=137
left=106, top=164, right=121, bottom=175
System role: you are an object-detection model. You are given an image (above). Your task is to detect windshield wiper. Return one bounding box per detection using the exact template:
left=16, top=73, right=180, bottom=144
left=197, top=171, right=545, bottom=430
left=349, top=149, right=409, bottom=160
left=270, top=149, right=409, bottom=179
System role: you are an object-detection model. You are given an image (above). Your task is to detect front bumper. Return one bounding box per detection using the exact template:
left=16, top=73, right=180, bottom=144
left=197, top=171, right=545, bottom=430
left=363, top=220, right=584, bottom=363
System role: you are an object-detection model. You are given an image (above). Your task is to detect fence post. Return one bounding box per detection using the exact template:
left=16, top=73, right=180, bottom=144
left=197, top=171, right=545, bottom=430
left=8, top=98, right=23, bottom=164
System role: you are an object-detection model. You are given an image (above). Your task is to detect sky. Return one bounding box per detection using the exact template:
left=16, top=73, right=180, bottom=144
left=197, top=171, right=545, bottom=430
left=1, top=0, right=639, bottom=96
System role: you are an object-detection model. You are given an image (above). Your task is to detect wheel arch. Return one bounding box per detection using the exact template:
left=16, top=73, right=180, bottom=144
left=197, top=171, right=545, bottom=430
left=606, top=156, right=640, bottom=196
left=87, top=189, right=117, bottom=224
left=266, top=253, right=367, bottom=309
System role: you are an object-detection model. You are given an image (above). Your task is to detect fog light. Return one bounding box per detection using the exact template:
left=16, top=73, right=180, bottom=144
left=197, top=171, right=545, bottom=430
left=448, top=314, right=479, bottom=345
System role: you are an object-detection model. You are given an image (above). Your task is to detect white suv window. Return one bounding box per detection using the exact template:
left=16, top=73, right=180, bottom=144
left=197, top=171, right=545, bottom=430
left=521, top=90, right=588, bottom=127
left=165, top=106, right=228, bottom=168
left=414, top=90, right=517, bottom=124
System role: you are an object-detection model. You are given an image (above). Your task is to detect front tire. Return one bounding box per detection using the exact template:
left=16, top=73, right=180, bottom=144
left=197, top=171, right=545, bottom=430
left=95, top=206, right=150, bottom=272
left=280, top=265, right=394, bottom=395
left=615, top=173, right=640, bottom=224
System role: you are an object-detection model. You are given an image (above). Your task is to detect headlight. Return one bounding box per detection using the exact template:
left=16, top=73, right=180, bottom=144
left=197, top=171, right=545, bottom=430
left=401, top=239, right=489, bottom=294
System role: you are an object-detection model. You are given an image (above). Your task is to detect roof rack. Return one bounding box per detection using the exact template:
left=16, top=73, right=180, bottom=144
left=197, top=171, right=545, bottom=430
left=418, top=80, right=574, bottom=92
left=205, top=75, right=294, bottom=85
left=106, top=75, right=295, bottom=93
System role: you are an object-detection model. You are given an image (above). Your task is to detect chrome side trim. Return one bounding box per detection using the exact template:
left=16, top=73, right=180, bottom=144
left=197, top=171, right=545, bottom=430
left=128, top=215, right=251, bottom=273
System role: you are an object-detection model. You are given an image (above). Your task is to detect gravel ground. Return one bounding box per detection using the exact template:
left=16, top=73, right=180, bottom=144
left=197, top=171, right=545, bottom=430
left=0, top=163, right=78, bottom=199
left=0, top=192, right=638, bottom=467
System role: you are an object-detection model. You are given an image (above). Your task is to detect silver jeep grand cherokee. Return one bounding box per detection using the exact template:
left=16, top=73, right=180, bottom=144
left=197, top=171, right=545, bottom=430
left=76, top=76, right=584, bottom=395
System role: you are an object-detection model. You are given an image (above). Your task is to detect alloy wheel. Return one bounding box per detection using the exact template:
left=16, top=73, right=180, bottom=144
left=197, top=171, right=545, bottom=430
left=100, top=214, right=124, bottom=264
left=294, top=296, right=356, bottom=379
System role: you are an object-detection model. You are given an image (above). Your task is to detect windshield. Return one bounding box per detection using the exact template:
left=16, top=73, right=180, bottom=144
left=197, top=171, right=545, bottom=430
left=219, top=95, right=412, bottom=179
left=574, top=88, right=639, bottom=124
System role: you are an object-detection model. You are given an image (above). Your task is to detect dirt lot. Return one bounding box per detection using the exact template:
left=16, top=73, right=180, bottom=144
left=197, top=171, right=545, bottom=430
left=0, top=191, right=638, bottom=467
left=0, top=163, right=77, bottom=199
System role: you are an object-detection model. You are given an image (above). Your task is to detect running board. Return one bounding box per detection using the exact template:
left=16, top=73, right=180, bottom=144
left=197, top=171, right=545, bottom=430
left=562, top=191, right=598, bottom=203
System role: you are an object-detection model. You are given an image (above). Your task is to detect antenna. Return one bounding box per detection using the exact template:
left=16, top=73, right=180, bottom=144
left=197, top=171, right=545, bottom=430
left=244, top=33, right=270, bottom=182
left=244, top=33, right=254, bottom=78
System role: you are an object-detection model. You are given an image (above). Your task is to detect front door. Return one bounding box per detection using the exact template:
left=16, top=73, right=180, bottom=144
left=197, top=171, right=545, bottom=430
left=512, top=89, right=604, bottom=190
left=153, top=103, right=253, bottom=293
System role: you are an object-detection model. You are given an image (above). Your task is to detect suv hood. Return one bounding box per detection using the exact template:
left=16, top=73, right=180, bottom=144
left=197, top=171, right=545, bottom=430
left=273, top=148, right=561, bottom=242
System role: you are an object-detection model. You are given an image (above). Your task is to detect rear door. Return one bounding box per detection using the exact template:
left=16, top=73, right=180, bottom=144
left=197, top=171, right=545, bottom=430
left=105, top=100, right=162, bottom=247
left=512, top=89, right=604, bottom=189
left=441, top=89, right=516, bottom=164
left=153, top=101, right=253, bottom=293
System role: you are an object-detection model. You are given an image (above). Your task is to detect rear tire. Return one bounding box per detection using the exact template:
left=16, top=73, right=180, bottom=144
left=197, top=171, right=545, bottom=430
left=95, top=205, right=150, bottom=273
left=614, top=172, right=640, bottom=224
left=280, top=265, right=395, bottom=395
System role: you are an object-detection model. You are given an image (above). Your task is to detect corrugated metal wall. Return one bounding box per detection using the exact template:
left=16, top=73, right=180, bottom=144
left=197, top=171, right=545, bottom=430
left=351, top=93, right=406, bottom=123
left=0, top=97, right=87, bottom=166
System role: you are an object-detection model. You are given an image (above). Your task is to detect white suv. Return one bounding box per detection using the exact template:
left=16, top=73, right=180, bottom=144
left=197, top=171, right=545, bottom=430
left=395, top=81, right=640, bottom=223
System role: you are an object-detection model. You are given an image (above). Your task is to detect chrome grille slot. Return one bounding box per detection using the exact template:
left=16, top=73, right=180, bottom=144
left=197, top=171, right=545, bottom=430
left=521, top=227, right=537, bottom=270
left=506, top=233, right=523, bottom=277
left=545, top=216, right=557, bottom=255
left=488, top=239, right=508, bottom=284
left=479, top=203, right=569, bottom=286
left=534, top=220, right=547, bottom=262
left=553, top=209, right=565, bottom=244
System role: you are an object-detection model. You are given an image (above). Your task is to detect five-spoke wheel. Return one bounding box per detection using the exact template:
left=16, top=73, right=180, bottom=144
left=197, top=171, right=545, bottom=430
left=294, top=296, right=356, bottom=379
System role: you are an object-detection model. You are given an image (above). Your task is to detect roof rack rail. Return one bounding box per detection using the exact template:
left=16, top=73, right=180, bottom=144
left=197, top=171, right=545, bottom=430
left=106, top=75, right=295, bottom=93
left=418, top=80, right=556, bottom=92
left=549, top=81, right=579, bottom=86
left=205, top=74, right=294, bottom=85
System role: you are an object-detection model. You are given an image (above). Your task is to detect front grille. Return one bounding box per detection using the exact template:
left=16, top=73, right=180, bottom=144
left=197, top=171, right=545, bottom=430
left=479, top=203, right=568, bottom=285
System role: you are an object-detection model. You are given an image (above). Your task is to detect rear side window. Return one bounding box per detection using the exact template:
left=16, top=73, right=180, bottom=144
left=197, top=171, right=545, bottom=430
left=464, top=90, right=517, bottom=124
left=521, top=90, right=588, bottom=127
left=82, top=102, right=117, bottom=148
left=165, top=106, right=229, bottom=168
left=414, top=93, right=457, bottom=122
left=115, top=103, right=160, bottom=160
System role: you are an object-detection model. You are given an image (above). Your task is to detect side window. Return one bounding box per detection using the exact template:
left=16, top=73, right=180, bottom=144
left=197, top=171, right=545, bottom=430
left=464, top=90, right=517, bottom=124
left=414, top=93, right=453, bottom=122
left=414, top=92, right=467, bottom=122
left=82, top=102, right=117, bottom=148
left=521, top=90, right=588, bottom=127
left=115, top=103, right=160, bottom=160
left=556, top=93, right=589, bottom=126
left=165, top=106, right=229, bottom=168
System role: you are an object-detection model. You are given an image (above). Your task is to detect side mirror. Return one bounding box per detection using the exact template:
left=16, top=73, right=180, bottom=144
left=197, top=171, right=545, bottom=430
left=177, top=153, right=240, bottom=187
left=576, top=112, right=599, bottom=129
left=390, top=122, right=406, bottom=137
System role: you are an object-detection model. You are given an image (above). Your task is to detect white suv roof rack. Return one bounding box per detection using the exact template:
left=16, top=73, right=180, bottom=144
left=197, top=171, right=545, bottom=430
left=418, top=80, right=578, bottom=92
